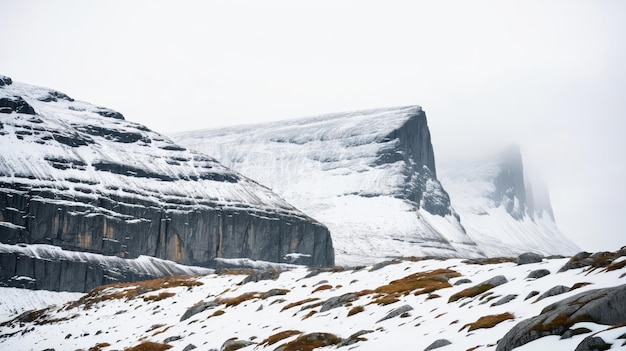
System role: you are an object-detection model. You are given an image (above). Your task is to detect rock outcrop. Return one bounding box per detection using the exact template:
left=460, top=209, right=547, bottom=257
left=171, top=106, right=482, bottom=266
left=0, top=243, right=211, bottom=292
left=0, top=75, right=334, bottom=291
left=496, top=284, right=626, bottom=351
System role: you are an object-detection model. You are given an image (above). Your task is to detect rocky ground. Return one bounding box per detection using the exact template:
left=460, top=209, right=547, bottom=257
left=1, top=248, right=625, bottom=351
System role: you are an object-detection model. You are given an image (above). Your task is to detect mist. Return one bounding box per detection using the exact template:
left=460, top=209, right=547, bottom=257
left=1, top=0, right=624, bottom=252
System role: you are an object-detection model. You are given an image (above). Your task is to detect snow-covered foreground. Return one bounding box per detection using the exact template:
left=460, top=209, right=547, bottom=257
left=1, top=250, right=625, bottom=350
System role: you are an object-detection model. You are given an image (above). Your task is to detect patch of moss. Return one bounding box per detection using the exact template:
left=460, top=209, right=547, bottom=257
left=571, top=282, right=592, bottom=290
left=605, top=259, right=626, bottom=272
left=312, top=284, right=333, bottom=293
left=124, top=341, right=173, bottom=351
left=347, top=305, right=364, bottom=317
left=211, top=309, right=225, bottom=317
left=275, top=332, right=342, bottom=351
left=301, top=310, right=317, bottom=320
left=68, top=275, right=202, bottom=310
left=217, top=292, right=262, bottom=307
left=465, top=312, right=515, bottom=332
left=143, top=292, right=176, bottom=302
left=281, top=298, right=320, bottom=312
left=371, top=269, right=459, bottom=305
left=449, top=283, right=495, bottom=303
left=259, top=330, right=301, bottom=346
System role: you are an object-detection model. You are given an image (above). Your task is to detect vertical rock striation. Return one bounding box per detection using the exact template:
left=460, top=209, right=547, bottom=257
left=171, top=106, right=482, bottom=266
left=0, top=75, right=334, bottom=291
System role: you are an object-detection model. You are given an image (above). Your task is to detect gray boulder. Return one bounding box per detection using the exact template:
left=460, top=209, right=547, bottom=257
left=220, top=339, right=255, bottom=351
left=558, top=252, right=593, bottom=272
left=496, top=284, right=626, bottom=351
left=454, top=278, right=472, bottom=286
left=516, top=252, right=543, bottom=265
left=526, top=269, right=550, bottom=279
left=575, top=336, right=611, bottom=351
left=491, top=294, right=518, bottom=307
left=180, top=300, right=219, bottom=321
left=320, top=293, right=358, bottom=312
left=534, top=285, right=571, bottom=302
left=239, top=271, right=281, bottom=285
left=377, top=304, right=413, bottom=323
left=424, top=339, right=452, bottom=350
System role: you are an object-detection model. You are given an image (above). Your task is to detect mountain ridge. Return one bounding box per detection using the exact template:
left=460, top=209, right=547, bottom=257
left=171, top=106, right=484, bottom=266
left=0, top=75, right=334, bottom=291
left=439, top=145, right=580, bottom=257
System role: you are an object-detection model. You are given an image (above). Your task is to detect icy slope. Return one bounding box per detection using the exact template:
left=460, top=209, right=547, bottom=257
left=1, top=249, right=625, bottom=350
left=439, top=146, right=580, bottom=257
left=171, top=106, right=482, bottom=266
left=0, top=75, right=334, bottom=290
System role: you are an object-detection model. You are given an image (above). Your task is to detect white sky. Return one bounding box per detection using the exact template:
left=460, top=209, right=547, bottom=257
left=2, top=0, right=624, bottom=253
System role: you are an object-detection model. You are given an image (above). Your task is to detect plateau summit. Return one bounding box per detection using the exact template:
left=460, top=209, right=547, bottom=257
left=172, top=106, right=579, bottom=265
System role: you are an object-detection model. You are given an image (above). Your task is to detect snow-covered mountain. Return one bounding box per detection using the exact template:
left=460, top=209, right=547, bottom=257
left=1, top=248, right=625, bottom=351
left=171, top=106, right=483, bottom=266
left=0, top=75, right=334, bottom=291
left=439, top=145, right=580, bottom=257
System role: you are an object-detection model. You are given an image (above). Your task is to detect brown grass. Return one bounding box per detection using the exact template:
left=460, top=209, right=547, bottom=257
left=143, top=292, right=176, bottom=302
left=124, top=341, right=173, bottom=351
left=259, top=330, right=302, bottom=346
left=88, top=342, right=111, bottom=351
left=312, top=284, right=333, bottom=293
left=370, top=269, right=460, bottom=305
left=605, top=259, right=626, bottom=271
left=448, top=283, right=495, bottom=303
left=217, top=292, right=262, bottom=307
left=281, top=298, right=320, bottom=312
left=68, top=275, right=202, bottom=309
left=464, top=312, right=515, bottom=332
left=211, top=309, right=225, bottom=317
left=347, top=305, right=364, bottom=317
left=276, top=332, right=342, bottom=351
left=530, top=312, right=590, bottom=333
left=261, top=289, right=290, bottom=299
left=152, top=326, right=172, bottom=336
left=302, top=310, right=318, bottom=320
left=571, top=282, right=592, bottom=290
left=462, top=257, right=516, bottom=265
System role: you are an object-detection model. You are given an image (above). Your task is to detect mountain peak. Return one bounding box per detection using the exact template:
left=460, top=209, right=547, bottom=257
left=172, top=106, right=483, bottom=266
left=0, top=76, right=334, bottom=291
left=440, top=145, right=579, bottom=257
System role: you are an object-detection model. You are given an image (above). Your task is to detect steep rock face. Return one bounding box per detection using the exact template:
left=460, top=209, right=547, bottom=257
left=0, top=75, right=334, bottom=290
left=439, top=145, right=579, bottom=257
left=171, top=106, right=482, bottom=266
left=0, top=244, right=211, bottom=292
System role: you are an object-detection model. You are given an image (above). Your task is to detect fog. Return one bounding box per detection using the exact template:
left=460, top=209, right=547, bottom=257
left=1, top=0, right=624, bottom=252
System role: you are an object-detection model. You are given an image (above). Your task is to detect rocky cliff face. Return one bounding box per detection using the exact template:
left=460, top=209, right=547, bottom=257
left=171, top=106, right=482, bottom=266
left=0, top=75, right=334, bottom=291
left=439, top=145, right=580, bottom=257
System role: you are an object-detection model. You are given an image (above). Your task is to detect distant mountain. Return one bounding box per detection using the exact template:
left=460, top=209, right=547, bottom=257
left=439, top=145, right=580, bottom=257
left=171, top=106, right=483, bottom=266
left=0, top=75, right=334, bottom=291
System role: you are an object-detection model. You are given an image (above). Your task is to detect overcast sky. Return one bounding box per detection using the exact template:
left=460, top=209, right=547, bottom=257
left=2, top=0, right=624, bottom=253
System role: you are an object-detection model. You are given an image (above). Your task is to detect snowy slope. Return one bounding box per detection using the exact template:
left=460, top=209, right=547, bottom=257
left=0, top=75, right=309, bottom=217
left=439, top=146, right=580, bottom=257
left=1, top=249, right=625, bottom=351
left=171, top=106, right=482, bottom=266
